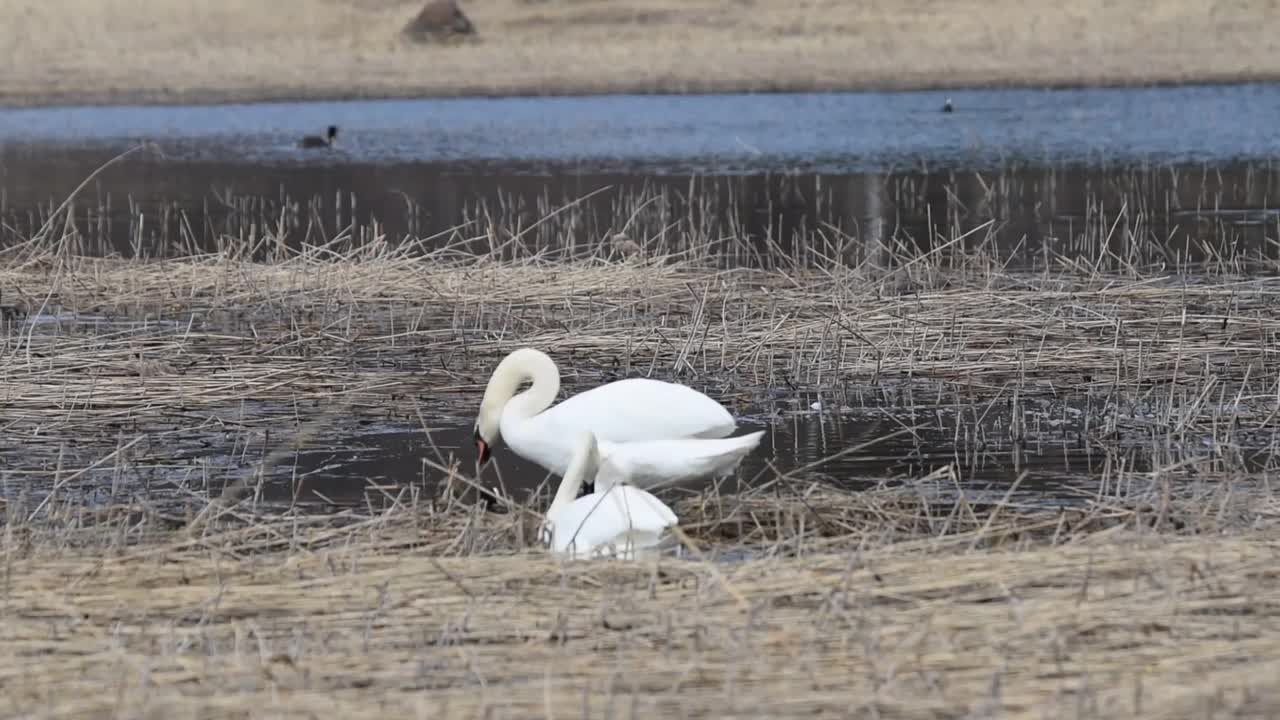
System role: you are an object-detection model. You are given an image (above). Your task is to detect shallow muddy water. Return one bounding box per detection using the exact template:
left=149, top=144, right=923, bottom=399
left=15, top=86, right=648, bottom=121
left=9, top=361, right=1271, bottom=514
left=255, top=413, right=1101, bottom=509
left=233, top=380, right=1280, bottom=510
left=4, top=84, right=1280, bottom=513
left=3, top=292, right=1279, bottom=513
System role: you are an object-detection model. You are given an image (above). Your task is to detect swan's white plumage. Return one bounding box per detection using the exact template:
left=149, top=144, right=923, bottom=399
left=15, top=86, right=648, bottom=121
left=503, top=377, right=737, bottom=478
left=476, top=348, right=755, bottom=486
left=528, top=376, right=736, bottom=442
left=593, top=431, right=765, bottom=491
left=547, top=486, right=678, bottom=559
left=544, top=431, right=679, bottom=559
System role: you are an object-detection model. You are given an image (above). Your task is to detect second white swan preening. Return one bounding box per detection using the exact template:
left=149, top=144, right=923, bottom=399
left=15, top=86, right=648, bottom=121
left=543, top=431, right=678, bottom=559
left=474, top=348, right=761, bottom=488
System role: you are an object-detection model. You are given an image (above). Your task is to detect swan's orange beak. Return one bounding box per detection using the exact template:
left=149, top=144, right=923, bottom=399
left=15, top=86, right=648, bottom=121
left=474, top=430, right=492, bottom=468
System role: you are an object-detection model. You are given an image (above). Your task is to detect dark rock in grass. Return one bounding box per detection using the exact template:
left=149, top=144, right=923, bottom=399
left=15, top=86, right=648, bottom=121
left=402, top=0, right=477, bottom=43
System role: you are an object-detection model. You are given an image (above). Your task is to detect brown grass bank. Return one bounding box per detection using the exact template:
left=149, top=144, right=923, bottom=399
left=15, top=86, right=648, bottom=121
left=1, top=0, right=1278, bottom=108
left=4, top=481, right=1280, bottom=719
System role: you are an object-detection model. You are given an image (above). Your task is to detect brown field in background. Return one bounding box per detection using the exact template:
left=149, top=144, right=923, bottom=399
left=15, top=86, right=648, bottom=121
left=1, top=0, right=1278, bottom=107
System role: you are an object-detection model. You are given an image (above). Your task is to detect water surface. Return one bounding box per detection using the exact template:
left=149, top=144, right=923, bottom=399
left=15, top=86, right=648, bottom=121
left=2, top=83, right=1279, bottom=172
left=4, top=84, right=1280, bottom=512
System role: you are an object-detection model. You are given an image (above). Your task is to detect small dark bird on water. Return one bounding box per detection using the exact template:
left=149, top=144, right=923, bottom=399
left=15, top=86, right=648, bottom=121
left=299, top=125, right=338, bottom=149
left=942, top=98, right=954, bottom=113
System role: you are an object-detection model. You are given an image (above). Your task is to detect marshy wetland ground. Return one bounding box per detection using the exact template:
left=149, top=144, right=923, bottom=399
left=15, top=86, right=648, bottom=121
left=4, top=84, right=1280, bottom=717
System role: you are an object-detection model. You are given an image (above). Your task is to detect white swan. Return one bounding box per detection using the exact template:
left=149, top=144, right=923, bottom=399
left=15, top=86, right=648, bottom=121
left=586, top=432, right=764, bottom=491
left=474, top=348, right=761, bottom=487
left=543, top=431, right=678, bottom=559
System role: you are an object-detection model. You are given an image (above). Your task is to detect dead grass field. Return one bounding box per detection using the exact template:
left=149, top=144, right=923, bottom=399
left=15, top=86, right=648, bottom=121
left=4, top=482, right=1280, bottom=718
left=1, top=0, right=1278, bottom=107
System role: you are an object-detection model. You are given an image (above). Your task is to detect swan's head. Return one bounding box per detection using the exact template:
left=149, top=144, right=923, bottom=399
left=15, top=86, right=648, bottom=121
left=473, top=348, right=560, bottom=468
left=473, top=360, right=516, bottom=467
left=472, top=361, right=525, bottom=467
left=473, top=401, right=500, bottom=467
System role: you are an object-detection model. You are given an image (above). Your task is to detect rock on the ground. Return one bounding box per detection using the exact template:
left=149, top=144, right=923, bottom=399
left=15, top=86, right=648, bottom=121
left=402, top=0, right=477, bottom=43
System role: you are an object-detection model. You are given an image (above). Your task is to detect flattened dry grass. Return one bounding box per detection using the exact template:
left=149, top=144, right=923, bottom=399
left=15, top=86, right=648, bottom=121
left=2, top=0, right=1279, bottom=106
left=4, top=479, right=1280, bottom=719
left=4, top=251, right=1280, bottom=441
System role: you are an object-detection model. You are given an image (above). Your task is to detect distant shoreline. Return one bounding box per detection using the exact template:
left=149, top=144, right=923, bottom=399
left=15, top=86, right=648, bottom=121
left=3, top=0, right=1277, bottom=110
left=3, top=74, right=1278, bottom=111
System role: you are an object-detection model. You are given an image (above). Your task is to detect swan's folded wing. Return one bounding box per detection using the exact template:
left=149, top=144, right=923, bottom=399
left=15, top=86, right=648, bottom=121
left=599, top=431, right=765, bottom=489
left=539, top=378, right=736, bottom=443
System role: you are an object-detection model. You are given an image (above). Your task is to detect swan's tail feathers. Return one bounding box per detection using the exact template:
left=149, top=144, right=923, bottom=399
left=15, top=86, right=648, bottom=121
left=733, top=430, right=766, bottom=452
left=598, top=430, right=766, bottom=490
left=710, top=430, right=766, bottom=477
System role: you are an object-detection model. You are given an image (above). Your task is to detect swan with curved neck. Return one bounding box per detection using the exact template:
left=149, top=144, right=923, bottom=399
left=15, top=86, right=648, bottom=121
left=543, top=431, right=678, bottom=559
left=474, top=348, right=757, bottom=487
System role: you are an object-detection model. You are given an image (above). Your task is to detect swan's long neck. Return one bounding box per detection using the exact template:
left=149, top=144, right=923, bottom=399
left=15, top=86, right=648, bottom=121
left=485, top=348, right=560, bottom=424
left=548, top=432, right=600, bottom=519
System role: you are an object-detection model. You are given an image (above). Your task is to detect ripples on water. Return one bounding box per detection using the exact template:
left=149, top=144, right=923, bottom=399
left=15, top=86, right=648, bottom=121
left=2, top=83, right=1279, bottom=169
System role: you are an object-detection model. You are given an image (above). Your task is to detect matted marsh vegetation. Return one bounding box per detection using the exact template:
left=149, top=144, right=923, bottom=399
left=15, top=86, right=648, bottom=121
left=4, top=471, right=1279, bottom=717
left=3, top=158, right=1280, bottom=716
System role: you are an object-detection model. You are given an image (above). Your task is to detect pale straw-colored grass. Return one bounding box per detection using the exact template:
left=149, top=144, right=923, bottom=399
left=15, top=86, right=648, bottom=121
left=3, top=478, right=1279, bottom=719
left=2, top=0, right=1279, bottom=106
